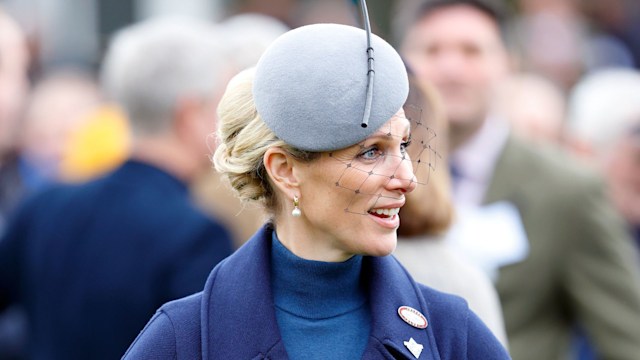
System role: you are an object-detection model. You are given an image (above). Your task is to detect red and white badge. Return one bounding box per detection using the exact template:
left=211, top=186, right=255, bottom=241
left=398, top=306, right=428, bottom=329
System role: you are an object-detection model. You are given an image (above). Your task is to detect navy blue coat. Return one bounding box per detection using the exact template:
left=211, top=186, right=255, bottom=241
left=124, top=224, right=510, bottom=359
left=0, top=160, right=234, bottom=360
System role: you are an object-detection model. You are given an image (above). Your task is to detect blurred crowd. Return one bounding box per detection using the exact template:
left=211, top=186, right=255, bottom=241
left=0, top=0, right=639, bottom=359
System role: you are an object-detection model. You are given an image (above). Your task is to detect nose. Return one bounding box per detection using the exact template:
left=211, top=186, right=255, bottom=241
left=385, top=153, right=417, bottom=194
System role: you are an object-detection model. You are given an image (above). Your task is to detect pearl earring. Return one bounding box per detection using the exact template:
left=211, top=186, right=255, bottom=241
left=292, top=195, right=301, bottom=217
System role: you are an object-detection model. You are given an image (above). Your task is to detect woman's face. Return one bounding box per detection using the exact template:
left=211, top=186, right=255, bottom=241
left=293, top=112, right=417, bottom=260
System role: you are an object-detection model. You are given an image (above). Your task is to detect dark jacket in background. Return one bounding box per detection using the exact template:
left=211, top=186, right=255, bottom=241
left=0, top=154, right=27, bottom=233
left=0, top=160, right=234, bottom=360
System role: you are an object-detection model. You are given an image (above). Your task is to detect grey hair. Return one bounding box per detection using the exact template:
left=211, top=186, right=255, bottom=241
left=218, top=13, right=289, bottom=71
left=101, top=17, right=226, bottom=136
left=569, top=68, right=640, bottom=151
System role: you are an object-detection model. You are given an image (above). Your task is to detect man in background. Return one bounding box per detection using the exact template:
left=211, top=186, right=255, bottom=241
left=0, top=6, right=30, bottom=230
left=401, top=1, right=640, bottom=359
left=0, top=7, right=30, bottom=359
left=0, top=18, right=234, bottom=359
left=569, top=68, right=640, bottom=251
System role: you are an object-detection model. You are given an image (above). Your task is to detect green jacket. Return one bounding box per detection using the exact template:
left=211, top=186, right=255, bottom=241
left=485, top=136, right=640, bottom=360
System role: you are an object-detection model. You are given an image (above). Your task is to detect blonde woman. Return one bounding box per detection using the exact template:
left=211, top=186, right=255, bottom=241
left=124, top=23, right=509, bottom=360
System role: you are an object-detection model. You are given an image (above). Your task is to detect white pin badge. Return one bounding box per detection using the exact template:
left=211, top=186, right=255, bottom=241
left=404, top=337, right=424, bottom=359
left=398, top=306, right=428, bottom=329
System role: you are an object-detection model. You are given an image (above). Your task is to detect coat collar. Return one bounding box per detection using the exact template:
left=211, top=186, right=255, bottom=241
left=113, top=160, right=188, bottom=194
left=201, top=224, right=442, bottom=359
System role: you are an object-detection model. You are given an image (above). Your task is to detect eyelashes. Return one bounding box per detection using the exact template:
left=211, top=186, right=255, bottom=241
left=357, top=140, right=412, bottom=161
left=401, top=139, right=412, bottom=152
left=357, top=146, right=382, bottom=160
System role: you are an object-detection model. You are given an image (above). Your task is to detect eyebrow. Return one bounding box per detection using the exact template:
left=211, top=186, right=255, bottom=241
left=366, top=123, right=411, bottom=141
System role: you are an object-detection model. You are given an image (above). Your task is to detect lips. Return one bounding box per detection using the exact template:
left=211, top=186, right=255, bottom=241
left=368, top=207, right=400, bottom=218
left=367, top=208, right=401, bottom=229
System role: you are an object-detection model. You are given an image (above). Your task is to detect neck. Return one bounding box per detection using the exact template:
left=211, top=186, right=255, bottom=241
left=270, top=232, right=365, bottom=318
left=274, top=216, right=353, bottom=262
left=131, top=135, right=201, bottom=184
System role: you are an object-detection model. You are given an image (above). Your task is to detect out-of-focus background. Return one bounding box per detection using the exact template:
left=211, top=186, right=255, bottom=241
left=2, top=0, right=639, bottom=191
left=4, top=0, right=640, bottom=75
left=1, top=0, right=640, bottom=359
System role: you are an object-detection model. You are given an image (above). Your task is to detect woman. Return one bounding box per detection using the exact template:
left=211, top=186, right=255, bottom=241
left=123, top=23, right=509, bottom=359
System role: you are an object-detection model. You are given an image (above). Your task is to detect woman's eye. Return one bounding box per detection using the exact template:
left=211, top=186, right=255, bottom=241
left=359, top=146, right=382, bottom=160
left=401, top=140, right=412, bottom=154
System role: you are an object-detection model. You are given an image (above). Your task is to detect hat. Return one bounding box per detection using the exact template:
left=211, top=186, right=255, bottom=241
left=253, top=23, right=408, bottom=152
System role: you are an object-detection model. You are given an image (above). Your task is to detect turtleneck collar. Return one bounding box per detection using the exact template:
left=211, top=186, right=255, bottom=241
left=270, top=231, right=366, bottom=319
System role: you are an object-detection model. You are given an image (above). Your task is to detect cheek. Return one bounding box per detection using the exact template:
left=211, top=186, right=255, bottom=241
left=338, top=166, right=381, bottom=194
left=611, top=155, right=636, bottom=179
left=315, top=167, right=371, bottom=215
left=408, top=53, right=432, bottom=79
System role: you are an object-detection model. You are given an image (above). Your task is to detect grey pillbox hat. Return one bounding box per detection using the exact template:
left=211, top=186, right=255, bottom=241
left=253, top=23, right=409, bottom=152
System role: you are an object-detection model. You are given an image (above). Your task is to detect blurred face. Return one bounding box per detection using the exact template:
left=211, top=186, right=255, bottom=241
left=402, top=5, right=508, bottom=133
left=0, top=15, right=29, bottom=153
left=605, top=133, right=640, bottom=225
left=293, top=113, right=417, bottom=260
left=21, top=79, right=101, bottom=178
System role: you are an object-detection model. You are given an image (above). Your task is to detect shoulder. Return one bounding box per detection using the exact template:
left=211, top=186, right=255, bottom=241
left=123, top=292, right=203, bottom=359
left=122, top=311, right=177, bottom=360
left=501, top=137, right=606, bottom=204
left=506, top=137, right=600, bottom=186
left=5, top=183, right=82, bottom=226
left=417, top=284, right=510, bottom=359
left=385, top=256, right=483, bottom=336
left=418, top=283, right=469, bottom=324
left=160, top=291, right=203, bottom=326
left=13, top=175, right=125, bottom=223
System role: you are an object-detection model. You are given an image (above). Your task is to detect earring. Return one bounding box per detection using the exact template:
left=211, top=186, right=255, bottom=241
left=292, top=195, right=301, bottom=217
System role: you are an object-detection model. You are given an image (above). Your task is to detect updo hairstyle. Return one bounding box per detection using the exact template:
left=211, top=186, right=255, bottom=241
left=213, top=68, right=319, bottom=214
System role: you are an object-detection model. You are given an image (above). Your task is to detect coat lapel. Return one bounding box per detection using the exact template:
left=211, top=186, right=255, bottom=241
left=201, top=224, right=287, bottom=359
left=361, top=256, right=441, bottom=360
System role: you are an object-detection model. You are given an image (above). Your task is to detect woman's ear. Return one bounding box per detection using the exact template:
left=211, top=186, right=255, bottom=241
left=263, top=147, right=300, bottom=195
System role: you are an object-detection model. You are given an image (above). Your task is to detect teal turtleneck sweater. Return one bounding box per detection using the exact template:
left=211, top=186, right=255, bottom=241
left=270, top=232, right=371, bottom=359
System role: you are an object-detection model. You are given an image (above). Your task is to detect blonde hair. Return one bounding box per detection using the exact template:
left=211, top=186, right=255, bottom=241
left=397, top=75, right=454, bottom=237
left=213, top=68, right=318, bottom=214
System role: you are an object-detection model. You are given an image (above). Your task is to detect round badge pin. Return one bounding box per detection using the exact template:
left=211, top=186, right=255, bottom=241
left=398, top=306, right=428, bottom=329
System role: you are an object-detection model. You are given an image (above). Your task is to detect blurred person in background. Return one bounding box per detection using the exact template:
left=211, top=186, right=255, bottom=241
left=401, top=0, right=640, bottom=359
left=394, top=72, right=508, bottom=346
left=508, top=0, right=639, bottom=89
left=568, top=68, right=640, bottom=250
left=0, top=6, right=30, bottom=230
left=506, top=0, right=634, bottom=92
left=0, top=6, right=30, bottom=360
left=18, top=70, right=102, bottom=190
left=0, top=18, right=234, bottom=360
left=291, top=0, right=359, bottom=28
left=581, top=0, right=640, bottom=69
left=507, top=0, right=588, bottom=91
left=493, top=72, right=566, bottom=145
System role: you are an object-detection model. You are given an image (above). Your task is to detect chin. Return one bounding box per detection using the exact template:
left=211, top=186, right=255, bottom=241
left=363, top=235, right=397, bottom=257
